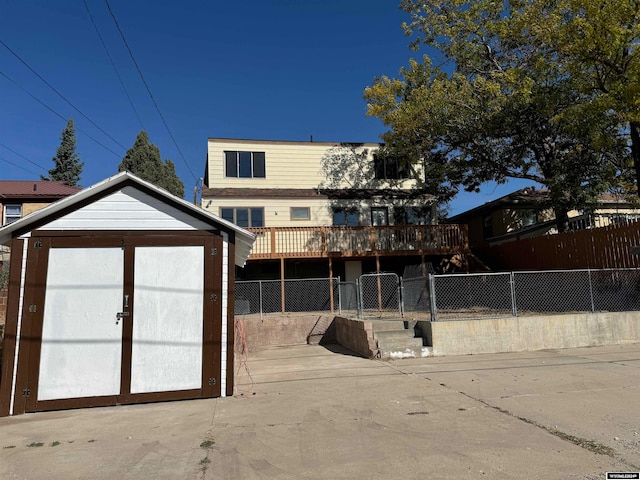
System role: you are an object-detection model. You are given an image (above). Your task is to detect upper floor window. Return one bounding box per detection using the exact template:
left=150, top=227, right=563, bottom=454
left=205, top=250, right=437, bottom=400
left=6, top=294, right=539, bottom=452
left=220, top=207, right=264, bottom=228
left=333, top=208, right=359, bottom=227
left=225, top=151, right=266, bottom=178
left=3, top=204, right=21, bottom=225
left=373, top=154, right=410, bottom=180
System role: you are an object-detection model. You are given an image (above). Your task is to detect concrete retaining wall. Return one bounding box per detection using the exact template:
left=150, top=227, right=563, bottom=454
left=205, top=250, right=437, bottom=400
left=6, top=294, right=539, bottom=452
left=237, top=313, right=337, bottom=351
left=418, top=311, right=640, bottom=356
left=334, top=317, right=378, bottom=359
left=236, top=314, right=379, bottom=358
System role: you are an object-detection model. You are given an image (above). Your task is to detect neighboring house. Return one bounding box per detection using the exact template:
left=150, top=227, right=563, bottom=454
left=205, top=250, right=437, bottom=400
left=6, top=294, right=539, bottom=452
left=0, top=180, right=80, bottom=267
left=0, top=180, right=81, bottom=226
left=202, top=138, right=469, bottom=281
left=446, top=187, right=640, bottom=249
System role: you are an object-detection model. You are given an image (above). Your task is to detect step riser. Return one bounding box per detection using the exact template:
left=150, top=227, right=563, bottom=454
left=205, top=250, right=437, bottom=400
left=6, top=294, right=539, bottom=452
left=379, top=346, right=433, bottom=360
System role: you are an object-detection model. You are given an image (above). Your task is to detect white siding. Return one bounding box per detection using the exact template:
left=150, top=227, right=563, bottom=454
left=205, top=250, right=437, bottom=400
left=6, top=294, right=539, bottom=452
left=206, top=139, right=422, bottom=191
left=203, top=197, right=435, bottom=227
left=42, top=187, right=213, bottom=231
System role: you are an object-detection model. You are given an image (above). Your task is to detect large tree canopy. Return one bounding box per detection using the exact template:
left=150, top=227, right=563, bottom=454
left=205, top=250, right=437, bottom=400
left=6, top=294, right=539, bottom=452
left=43, top=119, right=84, bottom=186
left=365, top=0, right=633, bottom=230
left=119, top=131, right=184, bottom=197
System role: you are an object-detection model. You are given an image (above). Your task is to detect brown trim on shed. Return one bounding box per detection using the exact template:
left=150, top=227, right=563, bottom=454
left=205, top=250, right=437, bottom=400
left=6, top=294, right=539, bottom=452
left=226, top=241, right=236, bottom=397
left=0, top=239, right=25, bottom=416
left=120, top=245, right=135, bottom=399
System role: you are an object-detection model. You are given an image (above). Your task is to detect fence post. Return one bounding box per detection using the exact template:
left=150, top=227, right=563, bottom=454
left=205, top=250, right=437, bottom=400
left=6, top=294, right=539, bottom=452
left=356, top=277, right=362, bottom=319
left=428, top=274, right=437, bottom=321
left=400, top=276, right=405, bottom=317
left=587, top=268, right=595, bottom=312
left=510, top=272, right=518, bottom=317
left=337, top=277, right=342, bottom=314
left=259, top=280, right=263, bottom=321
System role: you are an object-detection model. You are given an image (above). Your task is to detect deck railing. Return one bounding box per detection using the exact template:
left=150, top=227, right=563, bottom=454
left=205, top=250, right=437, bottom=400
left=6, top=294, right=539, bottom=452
left=247, top=224, right=469, bottom=259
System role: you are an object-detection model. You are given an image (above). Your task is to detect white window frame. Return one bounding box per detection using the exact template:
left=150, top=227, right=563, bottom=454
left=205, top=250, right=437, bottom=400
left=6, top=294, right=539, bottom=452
left=3, top=204, right=22, bottom=225
left=290, top=207, right=310, bottom=221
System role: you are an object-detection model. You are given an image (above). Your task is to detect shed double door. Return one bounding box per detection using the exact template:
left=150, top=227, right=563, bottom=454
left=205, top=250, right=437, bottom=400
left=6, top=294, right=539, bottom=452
left=21, top=234, right=222, bottom=413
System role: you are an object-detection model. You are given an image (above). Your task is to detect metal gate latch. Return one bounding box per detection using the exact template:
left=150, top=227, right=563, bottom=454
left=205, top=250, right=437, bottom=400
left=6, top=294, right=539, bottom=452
left=116, top=311, right=129, bottom=324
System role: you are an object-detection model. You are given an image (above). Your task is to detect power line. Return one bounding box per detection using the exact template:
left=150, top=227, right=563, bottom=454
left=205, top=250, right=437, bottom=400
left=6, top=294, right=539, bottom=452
left=0, top=71, right=123, bottom=158
left=0, top=39, right=127, bottom=151
left=82, top=0, right=146, bottom=131
left=104, top=0, right=198, bottom=183
left=0, top=156, right=42, bottom=177
left=0, top=142, right=48, bottom=172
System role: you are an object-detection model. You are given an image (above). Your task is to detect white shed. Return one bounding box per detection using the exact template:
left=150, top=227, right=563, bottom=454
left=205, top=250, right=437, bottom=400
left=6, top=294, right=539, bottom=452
left=0, top=172, right=255, bottom=416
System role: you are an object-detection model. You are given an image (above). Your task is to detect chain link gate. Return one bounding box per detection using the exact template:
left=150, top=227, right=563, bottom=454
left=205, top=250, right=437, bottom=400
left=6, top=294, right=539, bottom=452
left=359, top=273, right=401, bottom=316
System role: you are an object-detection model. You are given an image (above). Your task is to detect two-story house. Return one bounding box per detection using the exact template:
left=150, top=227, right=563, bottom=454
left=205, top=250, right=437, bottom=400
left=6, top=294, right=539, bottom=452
left=202, top=138, right=469, bottom=282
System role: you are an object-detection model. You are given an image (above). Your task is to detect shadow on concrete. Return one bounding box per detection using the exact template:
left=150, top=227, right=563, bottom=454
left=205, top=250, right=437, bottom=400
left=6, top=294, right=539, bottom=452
left=320, top=343, right=367, bottom=358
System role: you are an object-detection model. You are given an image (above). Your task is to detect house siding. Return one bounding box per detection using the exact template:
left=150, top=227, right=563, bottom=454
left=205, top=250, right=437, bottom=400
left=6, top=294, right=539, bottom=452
left=206, top=139, right=421, bottom=191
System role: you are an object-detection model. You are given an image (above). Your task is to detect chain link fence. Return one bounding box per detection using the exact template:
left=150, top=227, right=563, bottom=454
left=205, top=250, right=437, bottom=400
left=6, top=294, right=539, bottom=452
left=432, top=272, right=514, bottom=320
left=234, top=268, right=640, bottom=321
left=235, top=278, right=339, bottom=318
left=359, top=273, right=401, bottom=315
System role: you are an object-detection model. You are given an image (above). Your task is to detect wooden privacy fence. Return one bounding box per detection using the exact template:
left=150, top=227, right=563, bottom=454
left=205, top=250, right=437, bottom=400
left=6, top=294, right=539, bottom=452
left=483, top=220, right=640, bottom=271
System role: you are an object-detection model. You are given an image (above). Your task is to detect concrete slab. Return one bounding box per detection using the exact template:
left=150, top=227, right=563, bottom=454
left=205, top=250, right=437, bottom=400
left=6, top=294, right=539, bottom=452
left=0, top=344, right=637, bottom=479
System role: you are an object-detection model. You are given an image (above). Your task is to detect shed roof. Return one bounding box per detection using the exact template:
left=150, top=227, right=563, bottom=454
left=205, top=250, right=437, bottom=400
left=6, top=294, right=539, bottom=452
left=0, top=172, right=256, bottom=266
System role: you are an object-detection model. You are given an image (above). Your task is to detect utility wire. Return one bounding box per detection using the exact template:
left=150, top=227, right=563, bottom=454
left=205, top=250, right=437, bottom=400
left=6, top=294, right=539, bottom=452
left=0, top=39, right=127, bottom=151
left=104, top=0, right=198, bottom=183
left=82, top=0, right=146, bottom=131
left=0, top=71, right=123, bottom=158
left=0, top=156, right=42, bottom=177
left=0, top=141, right=48, bottom=172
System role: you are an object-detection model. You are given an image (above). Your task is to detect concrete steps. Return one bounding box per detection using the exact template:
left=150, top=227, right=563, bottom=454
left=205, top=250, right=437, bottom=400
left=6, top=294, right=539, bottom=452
left=370, top=320, right=431, bottom=359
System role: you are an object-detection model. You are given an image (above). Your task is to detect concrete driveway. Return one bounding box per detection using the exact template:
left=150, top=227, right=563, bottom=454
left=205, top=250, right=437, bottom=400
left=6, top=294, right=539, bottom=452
left=0, top=343, right=639, bottom=479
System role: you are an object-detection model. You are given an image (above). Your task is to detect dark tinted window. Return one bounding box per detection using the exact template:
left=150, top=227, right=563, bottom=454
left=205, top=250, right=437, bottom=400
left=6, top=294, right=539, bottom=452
left=225, top=152, right=237, bottom=177
left=253, top=152, right=265, bottom=178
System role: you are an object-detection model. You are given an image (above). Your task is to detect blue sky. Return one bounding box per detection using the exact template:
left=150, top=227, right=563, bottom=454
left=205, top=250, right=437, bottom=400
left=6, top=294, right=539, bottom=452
left=0, top=0, right=534, bottom=215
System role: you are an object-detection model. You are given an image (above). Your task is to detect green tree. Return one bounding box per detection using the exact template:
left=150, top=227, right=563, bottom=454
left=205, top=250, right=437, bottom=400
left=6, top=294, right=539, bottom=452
left=365, top=0, right=629, bottom=229
left=43, top=119, right=83, bottom=186
left=522, top=0, right=640, bottom=197
left=119, top=131, right=184, bottom=197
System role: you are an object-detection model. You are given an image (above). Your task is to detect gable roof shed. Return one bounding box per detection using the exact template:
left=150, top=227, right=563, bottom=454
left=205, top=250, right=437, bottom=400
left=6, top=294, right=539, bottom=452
left=0, top=172, right=255, bottom=417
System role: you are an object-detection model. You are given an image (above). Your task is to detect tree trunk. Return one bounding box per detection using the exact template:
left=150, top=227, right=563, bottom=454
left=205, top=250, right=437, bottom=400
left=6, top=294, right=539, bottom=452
left=629, top=121, right=640, bottom=199
left=555, top=206, right=570, bottom=233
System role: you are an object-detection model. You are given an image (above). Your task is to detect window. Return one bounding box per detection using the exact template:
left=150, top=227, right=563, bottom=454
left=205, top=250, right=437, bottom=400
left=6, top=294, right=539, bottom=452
left=373, top=154, right=410, bottom=180
left=333, top=208, right=359, bottom=227
left=290, top=207, right=310, bottom=221
left=224, top=151, right=266, bottom=178
left=371, top=207, right=389, bottom=226
left=393, top=206, right=431, bottom=225
left=520, top=209, right=537, bottom=227
left=483, top=215, right=493, bottom=239
left=220, top=207, right=264, bottom=227
left=3, top=204, right=21, bottom=225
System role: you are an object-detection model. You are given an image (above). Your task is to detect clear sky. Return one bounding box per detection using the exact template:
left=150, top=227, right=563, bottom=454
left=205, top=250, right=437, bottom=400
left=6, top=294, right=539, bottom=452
left=0, top=0, right=534, bottom=215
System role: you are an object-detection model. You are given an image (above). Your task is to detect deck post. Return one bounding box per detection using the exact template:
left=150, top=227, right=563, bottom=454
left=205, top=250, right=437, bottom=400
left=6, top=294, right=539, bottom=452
left=280, top=257, right=285, bottom=313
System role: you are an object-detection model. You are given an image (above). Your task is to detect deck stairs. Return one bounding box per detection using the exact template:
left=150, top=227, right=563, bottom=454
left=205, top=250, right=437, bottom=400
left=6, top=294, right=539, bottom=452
left=371, top=320, right=431, bottom=359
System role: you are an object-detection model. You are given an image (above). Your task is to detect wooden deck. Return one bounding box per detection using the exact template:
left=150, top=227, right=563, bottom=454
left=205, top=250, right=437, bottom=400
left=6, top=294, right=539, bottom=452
left=247, top=224, right=469, bottom=260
